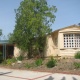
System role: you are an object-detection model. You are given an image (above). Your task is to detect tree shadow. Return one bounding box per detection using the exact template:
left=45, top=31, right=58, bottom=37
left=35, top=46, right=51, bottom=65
left=61, top=77, right=66, bottom=80
left=45, top=76, right=54, bottom=80
left=0, top=71, right=12, bottom=75
left=72, top=77, right=78, bottom=80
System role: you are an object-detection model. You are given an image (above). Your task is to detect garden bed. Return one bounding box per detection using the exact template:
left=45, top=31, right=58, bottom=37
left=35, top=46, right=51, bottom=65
left=0, top=58, right=80, bottom=75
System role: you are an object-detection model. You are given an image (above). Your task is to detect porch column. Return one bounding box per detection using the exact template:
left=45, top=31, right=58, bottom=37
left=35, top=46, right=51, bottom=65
left=3, top=44, right=5, bottom=60
left=3, top=44, right=6, bottom=60
left=4, top=44, right=6, bottom=60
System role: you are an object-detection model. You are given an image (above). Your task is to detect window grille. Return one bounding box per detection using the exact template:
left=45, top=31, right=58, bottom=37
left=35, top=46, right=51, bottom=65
left=64, top=34, right=80, bottom=48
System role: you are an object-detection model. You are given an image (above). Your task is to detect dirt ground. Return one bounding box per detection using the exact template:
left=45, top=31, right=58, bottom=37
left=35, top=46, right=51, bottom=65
left=0, top=58, right=80, bottom=75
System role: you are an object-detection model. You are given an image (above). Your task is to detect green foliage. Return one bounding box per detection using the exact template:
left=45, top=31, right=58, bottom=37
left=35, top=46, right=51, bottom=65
left=74, top=62, right=80, bottom=69
left=0, top=29, right=2, bottom=36
left=74, top=51, right=80, bottom=59
left=11, top=57, right=17, bottom=62
left=25, top=62, right=36, bottom=68
left=17, top=55, right=23, bottom=61
left=9, top=0, right=57, bottom=58
left=35, top=58, right=43, bottom=66
left=46, top=57, right=56, bottom=68
left=2, top=58, right=16, bottom=65
left=25, top=63, right=31, bottom=69
left=6, top=59, right=13, bottom=65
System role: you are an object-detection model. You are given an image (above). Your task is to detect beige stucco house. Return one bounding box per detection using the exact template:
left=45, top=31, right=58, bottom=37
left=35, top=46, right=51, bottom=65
left=1, top=25, right=80, bottom=59
left=13, top=25, right=80, bottom=58
left=45, top=25, right=80, bottom=57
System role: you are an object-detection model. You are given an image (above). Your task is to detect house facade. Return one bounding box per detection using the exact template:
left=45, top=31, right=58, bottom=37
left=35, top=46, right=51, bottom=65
left=1, top=25, right=80, bottom=59
left=45, top=25, right=80, bottom=57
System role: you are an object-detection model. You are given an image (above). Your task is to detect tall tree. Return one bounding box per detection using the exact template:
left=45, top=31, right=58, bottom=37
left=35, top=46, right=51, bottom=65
left=0, top=29, right=2, bottom=36
left=0, top=29, right=2, bottom=40
left=11, top=0, right=57, bottom=58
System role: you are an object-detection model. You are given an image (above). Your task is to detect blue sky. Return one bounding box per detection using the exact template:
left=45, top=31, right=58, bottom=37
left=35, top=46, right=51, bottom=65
left=0, top=0, right=80, bottom=39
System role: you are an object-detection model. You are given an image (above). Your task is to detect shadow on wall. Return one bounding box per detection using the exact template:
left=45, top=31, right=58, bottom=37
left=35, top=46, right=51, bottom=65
left=44, top=35, right=53, bottom=57
left=45, top=76, right=78, bottom=80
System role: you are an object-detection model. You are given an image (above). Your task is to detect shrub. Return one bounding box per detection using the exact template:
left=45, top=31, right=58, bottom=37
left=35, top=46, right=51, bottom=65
left=25, top=63, right=31, bottom=69
left=2, top=58, right=16, bottom=65
left=35, top=58, right=43, bottom=66
left=74, top=62, right=80, bottom=69
left=46, top=57, right=56, bottom=68
left=17, top=55, right=23, bottom=61
left=11, top=57, right=17, bottom=62
left=75, top=51, right=80, bottom=59
left=6, top=59, right=13, bottom=65
left=25, top=62, right=36, bottom=69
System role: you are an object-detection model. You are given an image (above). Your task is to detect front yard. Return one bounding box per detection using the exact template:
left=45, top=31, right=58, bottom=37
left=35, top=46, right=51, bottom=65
left=0, top=57, right=80, bottom=75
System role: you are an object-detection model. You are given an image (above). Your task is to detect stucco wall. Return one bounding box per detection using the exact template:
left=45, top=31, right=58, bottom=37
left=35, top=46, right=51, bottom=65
left=58, top=26, right=80, bottom=57
left=13, top=25, right=80, bottom=57
left=59, top=49, right=80, bottom=57
left=45, top=32, right=58, bottom=57
left=14, top=46, right=21, bottom=57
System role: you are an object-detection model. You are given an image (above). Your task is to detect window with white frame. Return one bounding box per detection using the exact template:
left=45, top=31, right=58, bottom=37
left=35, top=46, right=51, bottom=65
left=64, top=34, right=80, bottom=48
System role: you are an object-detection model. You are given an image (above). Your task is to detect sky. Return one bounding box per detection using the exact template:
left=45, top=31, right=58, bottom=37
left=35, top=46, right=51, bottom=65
left=0, top=0, right=80, bottom=39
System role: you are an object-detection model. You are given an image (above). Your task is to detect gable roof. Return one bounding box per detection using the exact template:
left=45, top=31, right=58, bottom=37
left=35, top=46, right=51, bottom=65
left=52, top=24, right=80, bottom=34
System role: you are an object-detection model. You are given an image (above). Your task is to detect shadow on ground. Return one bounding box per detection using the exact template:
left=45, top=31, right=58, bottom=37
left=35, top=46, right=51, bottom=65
left=72, top=77, right=78, bottom=80
left=45, top=76, right=54, bottom=80
left=0, top=72, right=12, bottom=75
left=45, top=76, right=78, bottom=80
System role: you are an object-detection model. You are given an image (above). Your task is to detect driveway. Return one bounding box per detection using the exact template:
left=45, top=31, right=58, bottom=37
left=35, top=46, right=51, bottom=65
left=0, top=68, right=80, bottom=80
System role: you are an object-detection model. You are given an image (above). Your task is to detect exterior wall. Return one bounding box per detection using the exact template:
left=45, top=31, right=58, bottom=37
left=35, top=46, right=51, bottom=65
left=14, top=45, right=28, bottom=57
left=13, top=25, right=80, bottom=57
left=14, top=46, right=21, bottom=57
left=58, top=26, right=80, bottom=57
left=59, top=49, right=80, bottom=57
left=45, top=32, right=58, bottom=57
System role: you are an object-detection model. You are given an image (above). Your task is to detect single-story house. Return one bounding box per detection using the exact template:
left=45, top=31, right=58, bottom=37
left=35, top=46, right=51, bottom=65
left=45, top=24, right=80, bottom=57
left=0, top=24, right=80, bottom=59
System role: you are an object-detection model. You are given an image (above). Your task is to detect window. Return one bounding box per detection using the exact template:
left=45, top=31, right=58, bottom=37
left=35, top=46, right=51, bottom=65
left=64, top=34, right=80, bottom=48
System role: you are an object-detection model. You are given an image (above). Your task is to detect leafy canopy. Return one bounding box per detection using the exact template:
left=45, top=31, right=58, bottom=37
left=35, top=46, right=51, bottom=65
left=10, top=0, right=57, bottom=58
left=0, top=29, right=2, bottom=36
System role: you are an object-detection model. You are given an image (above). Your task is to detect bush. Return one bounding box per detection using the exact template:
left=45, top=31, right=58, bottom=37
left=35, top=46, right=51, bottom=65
left=25, top=63, right=36, bottom=68
left=46, top=57, right=56, bottom=68
left=6, top=59, right=13, bottom=65
left=75, top=51, right=80, bottom=59
left=74, top=62, right=80, bottom=69
left=2, top=57, right=16, bottom=65
left=17, top=55, right=23, bottom=61
left=35, top=58, right=43, bottom=66
left=25, top=63, right=31, bottom=69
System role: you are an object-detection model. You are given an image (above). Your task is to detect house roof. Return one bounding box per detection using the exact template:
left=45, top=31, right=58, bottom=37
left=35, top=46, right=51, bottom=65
left=0, top=40, right=11, bottom=44
left=51, top=24, right=80, bottom=34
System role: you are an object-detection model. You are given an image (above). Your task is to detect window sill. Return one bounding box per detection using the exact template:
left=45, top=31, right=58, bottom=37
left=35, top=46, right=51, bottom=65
left=60, top=48, right=80, bottom=50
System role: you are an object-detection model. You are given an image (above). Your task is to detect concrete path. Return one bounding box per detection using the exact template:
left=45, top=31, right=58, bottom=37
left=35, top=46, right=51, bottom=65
left=0, top=68, right=80, bottom=80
